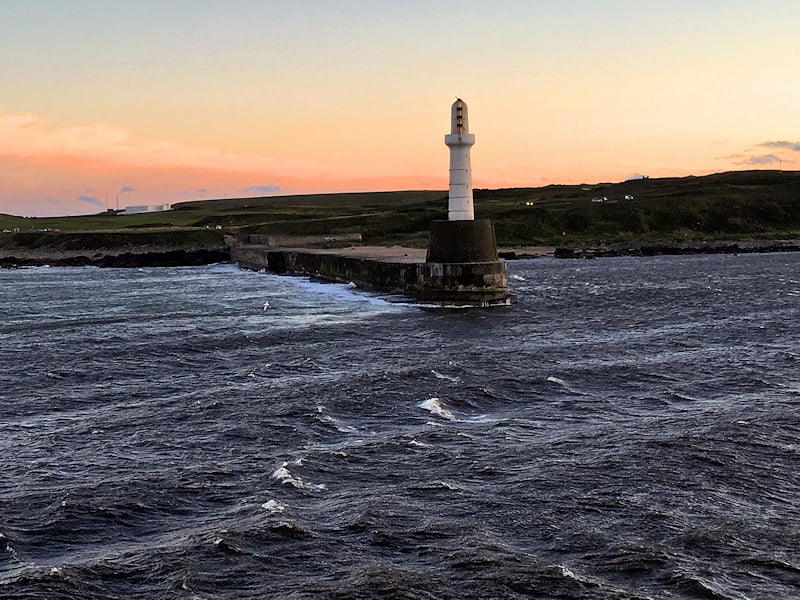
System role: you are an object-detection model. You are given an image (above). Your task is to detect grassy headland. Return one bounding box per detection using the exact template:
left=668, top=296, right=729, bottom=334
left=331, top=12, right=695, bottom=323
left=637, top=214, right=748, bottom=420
left=1, top=171, right=798, bottom=260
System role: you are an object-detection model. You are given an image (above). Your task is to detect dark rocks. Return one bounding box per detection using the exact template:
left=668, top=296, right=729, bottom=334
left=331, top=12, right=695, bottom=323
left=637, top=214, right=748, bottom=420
left=554, top=241, right=800, bottom=259
left=0, top=247, right=231, bottom=268
left=96, top=248, right=230, bottom=268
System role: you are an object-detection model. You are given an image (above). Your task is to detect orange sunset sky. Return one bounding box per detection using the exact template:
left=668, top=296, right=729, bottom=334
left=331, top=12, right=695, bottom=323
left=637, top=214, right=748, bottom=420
left=1, top=1, right=798, bottom=216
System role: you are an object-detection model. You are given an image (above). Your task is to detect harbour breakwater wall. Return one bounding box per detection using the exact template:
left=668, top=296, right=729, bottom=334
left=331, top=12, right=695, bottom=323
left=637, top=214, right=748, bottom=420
left=231, top=244, right=509, bottom=304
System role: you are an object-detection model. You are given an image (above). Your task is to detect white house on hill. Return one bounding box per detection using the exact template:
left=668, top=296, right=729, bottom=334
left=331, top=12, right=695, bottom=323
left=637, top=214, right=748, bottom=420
left=124, top=204, right=172, bottom=215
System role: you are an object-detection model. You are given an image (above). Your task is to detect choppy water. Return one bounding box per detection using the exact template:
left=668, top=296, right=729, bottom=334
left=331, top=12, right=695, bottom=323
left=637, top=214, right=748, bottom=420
left=1, top=254, right=798, bottom=599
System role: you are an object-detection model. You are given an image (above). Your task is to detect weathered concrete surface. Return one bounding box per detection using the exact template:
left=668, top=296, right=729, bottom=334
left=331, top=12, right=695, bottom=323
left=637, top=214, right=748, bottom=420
left=426, top=219, right=498, bottom=263
left=417, top=261, right=509, bottom=303
left=231, top=243, right=514, bottom=305
left=243, top=233, right=363, bottom=247
left=233, top=244, right=423, bottom=297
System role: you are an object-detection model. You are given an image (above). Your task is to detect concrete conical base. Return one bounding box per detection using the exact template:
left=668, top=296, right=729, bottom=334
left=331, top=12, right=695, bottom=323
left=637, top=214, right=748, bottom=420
left=426, top=219, right=498, bottom=263
left=422, top=219, right=513, bottom=305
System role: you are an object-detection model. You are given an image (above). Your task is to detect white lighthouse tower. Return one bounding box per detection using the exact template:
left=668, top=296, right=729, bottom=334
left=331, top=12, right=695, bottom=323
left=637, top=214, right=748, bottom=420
left=424, top=98, right=511, bottom=305
left=445, top=98, right=476, bottom=221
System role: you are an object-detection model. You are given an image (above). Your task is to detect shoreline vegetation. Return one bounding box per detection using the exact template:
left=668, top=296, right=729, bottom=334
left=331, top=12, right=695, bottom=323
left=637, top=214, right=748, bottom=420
left=2, top=170, right=799, bottom=268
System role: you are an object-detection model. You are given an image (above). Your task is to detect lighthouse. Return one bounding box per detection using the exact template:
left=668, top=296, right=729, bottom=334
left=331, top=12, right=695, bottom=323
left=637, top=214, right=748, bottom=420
left=445, top=98, right=476, bottom=221
left=421, top=98, right=512, bottom=305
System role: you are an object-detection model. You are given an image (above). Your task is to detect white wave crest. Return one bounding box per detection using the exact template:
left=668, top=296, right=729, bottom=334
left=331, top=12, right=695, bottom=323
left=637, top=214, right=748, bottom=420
left=271, top=462, right=326, bottom=491
left=418, top=397, right=455, bottom=420
left=559, top=565, right=580, bottom=581
left=316, top=411, right=357, bottom=433
left=261, top=499, right=286, bottom=513
left=547, top=375, right=589, bottom=396
left=431, top=369, right=461, bottom=383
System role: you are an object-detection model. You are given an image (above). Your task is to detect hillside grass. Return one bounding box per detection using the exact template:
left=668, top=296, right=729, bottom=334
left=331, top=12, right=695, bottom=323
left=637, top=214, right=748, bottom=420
left=2, top=171, right=798, bottom=250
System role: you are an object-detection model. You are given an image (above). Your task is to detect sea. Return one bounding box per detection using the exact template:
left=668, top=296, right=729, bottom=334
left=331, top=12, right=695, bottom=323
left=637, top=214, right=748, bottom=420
left=1, top=253, right=798, bottom=599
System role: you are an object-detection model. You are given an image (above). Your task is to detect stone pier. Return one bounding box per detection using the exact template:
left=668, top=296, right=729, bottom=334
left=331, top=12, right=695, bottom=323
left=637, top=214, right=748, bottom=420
left=230, top=241, right=514, bottom=307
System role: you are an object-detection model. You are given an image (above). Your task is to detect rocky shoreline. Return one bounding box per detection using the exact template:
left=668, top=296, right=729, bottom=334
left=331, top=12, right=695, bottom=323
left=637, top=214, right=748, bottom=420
left=550, top=240, right=800, bottom=259
left=0, top=246, right=231, bottom=269
left=2, top=239, right=799, bottom=269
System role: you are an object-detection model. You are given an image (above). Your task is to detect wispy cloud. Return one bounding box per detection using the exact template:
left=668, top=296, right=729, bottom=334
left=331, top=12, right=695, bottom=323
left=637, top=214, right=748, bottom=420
left=77, top=194, right=104, bottom=207
left=724, top=142, right=797, bottom=167
left=0, top=111, right=305, bottom=175
left=759, top=140, right=800, bottom=152
left=0, top=109, right=435, bottom=216
left=240, top=184, right=281, bottom=195
left=742, top=154, right=781, bottom=165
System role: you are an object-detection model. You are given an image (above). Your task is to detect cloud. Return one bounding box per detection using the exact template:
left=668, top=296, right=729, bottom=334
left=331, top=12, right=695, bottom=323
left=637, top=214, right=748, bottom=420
left=46, top=197, right=61, bottom=206
left=239, top=184, right=281, bottom=195
left=759, top=140, right=800, bottom=152
left=743, top=154, right=781, bottom=165
left=0, top=108, right=438, bottom=216
left=726, top=146, right=795, bottom=167
left=0, top=110, right=307, bottom=175
left=120, top=185, right=136, bottom=193
left=77, top=194, right=104, bottom=207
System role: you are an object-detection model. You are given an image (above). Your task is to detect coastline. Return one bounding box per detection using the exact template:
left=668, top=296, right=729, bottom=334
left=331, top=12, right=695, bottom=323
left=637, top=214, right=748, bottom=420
left=2, top=239, right=799, bottom=269
left=0, top=245, right=230, bottom=268
left=550, top=239, right=800, bottom=259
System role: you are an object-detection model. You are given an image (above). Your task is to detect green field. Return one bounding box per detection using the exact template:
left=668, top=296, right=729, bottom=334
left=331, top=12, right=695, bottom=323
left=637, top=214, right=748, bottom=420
left=2, top=170, right=799, bottom=251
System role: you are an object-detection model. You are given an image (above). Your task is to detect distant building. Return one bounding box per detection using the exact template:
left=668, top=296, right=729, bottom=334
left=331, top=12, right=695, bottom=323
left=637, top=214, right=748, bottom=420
left=124, top=204, right=171, bottom=215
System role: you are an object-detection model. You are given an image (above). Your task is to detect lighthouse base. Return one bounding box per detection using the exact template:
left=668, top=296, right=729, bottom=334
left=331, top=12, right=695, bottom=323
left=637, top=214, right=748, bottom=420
left=422, top=219, right=513, bottom=305
left=426, top=219, right=498, bottom=263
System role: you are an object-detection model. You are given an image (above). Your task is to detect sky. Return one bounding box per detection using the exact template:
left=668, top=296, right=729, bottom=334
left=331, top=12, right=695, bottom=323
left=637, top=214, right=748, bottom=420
left=1, top=0, right=798, bottom=217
